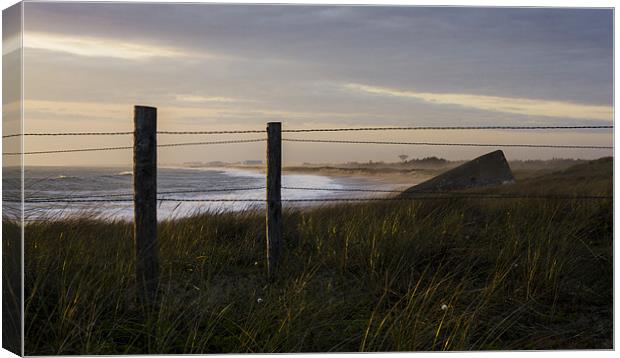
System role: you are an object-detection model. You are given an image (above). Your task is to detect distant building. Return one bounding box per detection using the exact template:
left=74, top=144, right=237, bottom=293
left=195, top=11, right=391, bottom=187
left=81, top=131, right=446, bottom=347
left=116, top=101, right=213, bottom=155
left=243, top=160, right=263, bottom=165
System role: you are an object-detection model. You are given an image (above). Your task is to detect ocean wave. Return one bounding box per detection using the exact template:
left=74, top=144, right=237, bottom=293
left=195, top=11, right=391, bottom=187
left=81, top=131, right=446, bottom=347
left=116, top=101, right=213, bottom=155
left=218, top=168, right=264, bottom=179
left=52, top=175, right=79, bottom=180
left=20, top=166, right=399, bottom=221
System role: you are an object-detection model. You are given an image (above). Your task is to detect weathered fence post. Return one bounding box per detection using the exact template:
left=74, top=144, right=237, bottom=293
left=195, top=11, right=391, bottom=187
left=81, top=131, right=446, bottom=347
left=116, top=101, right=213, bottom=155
left=266, top=122, right=282, bottom=280
left=134, top=105, right=159, bottom=303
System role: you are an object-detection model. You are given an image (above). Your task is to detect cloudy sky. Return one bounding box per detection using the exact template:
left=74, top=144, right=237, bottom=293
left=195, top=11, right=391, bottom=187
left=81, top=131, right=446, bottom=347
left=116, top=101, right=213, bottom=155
left=5, top=2, right=614, bottom=166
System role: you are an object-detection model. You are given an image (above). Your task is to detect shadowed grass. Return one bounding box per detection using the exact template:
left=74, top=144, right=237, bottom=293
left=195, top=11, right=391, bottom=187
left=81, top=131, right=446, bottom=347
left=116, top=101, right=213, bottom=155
left=17, top=158, right=612, bottom=354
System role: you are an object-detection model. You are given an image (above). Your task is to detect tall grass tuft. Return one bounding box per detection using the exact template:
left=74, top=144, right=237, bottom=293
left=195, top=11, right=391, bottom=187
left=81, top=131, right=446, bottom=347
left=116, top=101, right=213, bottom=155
left=20, top=158, right=612, bottom=353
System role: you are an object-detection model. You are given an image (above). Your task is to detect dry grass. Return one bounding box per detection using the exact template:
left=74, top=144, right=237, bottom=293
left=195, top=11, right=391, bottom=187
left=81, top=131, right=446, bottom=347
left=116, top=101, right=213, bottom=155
left=7, top=157, right=612, bottom=354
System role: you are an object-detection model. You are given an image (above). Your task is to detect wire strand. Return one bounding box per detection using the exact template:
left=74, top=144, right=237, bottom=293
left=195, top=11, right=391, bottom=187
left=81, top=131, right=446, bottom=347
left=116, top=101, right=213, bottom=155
left=281, top=125, right=614, bottom=133
left=283, top=186, right=405, bottom=193
left=16, top=198, right=265, bottom=203
left=282, top=138, right=613, bottom=149
left=281, top=195, right=613, bottom=201
left=2, top=138, right=266, bottom=155
left=157, top=139, right=265, bottom=149
left=157, top=130, right=265, bottom=135
left=4, top=145, right=134, bottom=155
left=13, top=194, right=612, bottom=203
left=3, top=125, right=613, bottom=138
left=24, top=187, right=266, bottom=201
left=2, top=131, right=134, bottom=138
left=20, top=185, right=612, bottom=200
left=2, top=130, right=265, bottom=138
left=283, top=186, right=612, bottom=197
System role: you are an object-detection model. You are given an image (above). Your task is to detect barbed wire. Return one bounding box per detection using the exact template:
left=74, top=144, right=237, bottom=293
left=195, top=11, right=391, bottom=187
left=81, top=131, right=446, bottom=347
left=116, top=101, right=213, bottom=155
left=3, top=145, right=134, bottom=155
left=3, top=125, right=613, bottom=139
left=24, top=187, right=266, bottom=201
left=1, top=130, right=265, bottom=138
left=2, top=131, right=134, bottom=138
left=157, top=139, right=265, bottom=149
left=282, top=138, right=613, bottom=149
left=283, top=186, right=577, bottom=196
left=11, top=181, right=614, bottom=202
left=11, top=193, right=611, bottom=203
left=281, top=125, right=614, bottom=133
left=283, top=186, right=407, bottom=193
left=283, top=186, right=613, bottom=198
left=18, top=184, right=613, bottom=200
left=2, top=138, right=267, bottom=155
left=4, top=137, right=609, bottom=155
left=157, top=130, right=265, bottom=135
left=280, top=195, right=612, bottom=201
left=13, top=198, right=265, bottom=203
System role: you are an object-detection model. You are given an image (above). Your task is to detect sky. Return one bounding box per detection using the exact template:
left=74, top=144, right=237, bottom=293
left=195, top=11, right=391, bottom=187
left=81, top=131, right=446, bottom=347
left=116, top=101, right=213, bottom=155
left=3, top=2, right=614, bottom=166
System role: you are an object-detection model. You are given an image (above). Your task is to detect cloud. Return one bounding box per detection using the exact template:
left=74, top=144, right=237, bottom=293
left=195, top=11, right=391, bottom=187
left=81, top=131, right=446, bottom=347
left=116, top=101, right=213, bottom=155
left=22, top=99, right=366, bottom=126
left=24, top=31, right=211, bottom=60
left=175, top=95, right=237, bottom=103
left=345, top=83, right=613, bottom=121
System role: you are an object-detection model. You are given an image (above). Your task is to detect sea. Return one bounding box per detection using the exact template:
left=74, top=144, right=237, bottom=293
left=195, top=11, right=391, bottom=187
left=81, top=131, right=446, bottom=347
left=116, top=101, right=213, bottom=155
left=2, top=166, right=403, bottom=221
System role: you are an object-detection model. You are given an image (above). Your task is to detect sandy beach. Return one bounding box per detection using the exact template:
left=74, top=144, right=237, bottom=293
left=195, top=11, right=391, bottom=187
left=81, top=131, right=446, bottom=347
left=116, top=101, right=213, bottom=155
left=224, top=164, right=439, bottom=187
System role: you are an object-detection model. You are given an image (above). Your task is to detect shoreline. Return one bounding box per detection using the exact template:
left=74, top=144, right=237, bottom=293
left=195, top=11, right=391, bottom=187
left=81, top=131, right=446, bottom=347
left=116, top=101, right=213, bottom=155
left=202, top=164, right=437, bottom=187
left=15, top=166, right=425, bottom=222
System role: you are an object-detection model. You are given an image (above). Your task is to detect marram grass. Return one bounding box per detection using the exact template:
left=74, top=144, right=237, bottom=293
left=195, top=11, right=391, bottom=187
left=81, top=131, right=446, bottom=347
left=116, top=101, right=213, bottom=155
left=9, top=158, right=613, bottom=354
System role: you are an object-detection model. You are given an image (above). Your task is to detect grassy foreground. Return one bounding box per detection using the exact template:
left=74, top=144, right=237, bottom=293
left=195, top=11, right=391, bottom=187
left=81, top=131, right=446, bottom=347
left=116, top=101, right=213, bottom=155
left=15, top=158, right=613, bottom=354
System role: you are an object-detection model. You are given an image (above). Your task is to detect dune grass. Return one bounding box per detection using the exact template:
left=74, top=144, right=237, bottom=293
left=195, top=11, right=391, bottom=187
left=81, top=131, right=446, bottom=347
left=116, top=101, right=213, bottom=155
left=10, top=158, right=613, bottom=354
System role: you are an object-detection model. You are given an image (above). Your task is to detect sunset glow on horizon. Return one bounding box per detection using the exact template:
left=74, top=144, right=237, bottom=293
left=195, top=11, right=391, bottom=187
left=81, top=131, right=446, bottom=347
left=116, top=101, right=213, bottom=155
left=3, top=3, right=613, bottom=166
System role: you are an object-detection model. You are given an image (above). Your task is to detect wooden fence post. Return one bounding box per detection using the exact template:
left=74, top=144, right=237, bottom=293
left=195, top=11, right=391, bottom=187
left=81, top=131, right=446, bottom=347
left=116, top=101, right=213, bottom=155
left=266, top=122, right=282, bottom=280
left=134, top=105, right=159, bottom=303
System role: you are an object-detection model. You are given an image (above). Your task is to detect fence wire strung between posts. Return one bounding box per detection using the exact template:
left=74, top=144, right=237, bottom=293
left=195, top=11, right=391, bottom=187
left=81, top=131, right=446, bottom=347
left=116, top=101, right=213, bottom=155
left=9, top=186, right=614, bottom=203
left=10, top=194, right=613, bottom=204
left=2, top=125, right=614, bottom=155
left=2, top=105, right=613, bottom=293
left=1, top=124, right=614, bottom=138
left=2, top=120, right=613, bottom=200
left=2, top=139, right=268, bottom=155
